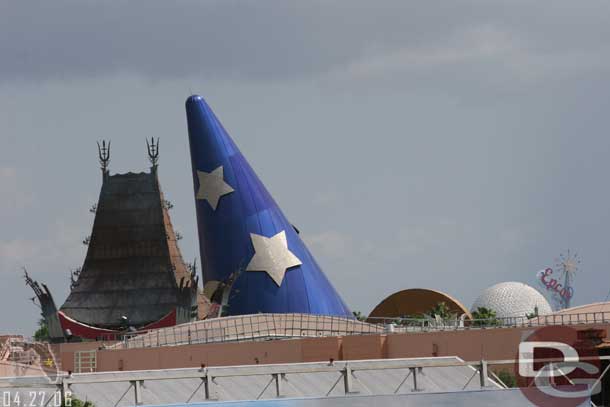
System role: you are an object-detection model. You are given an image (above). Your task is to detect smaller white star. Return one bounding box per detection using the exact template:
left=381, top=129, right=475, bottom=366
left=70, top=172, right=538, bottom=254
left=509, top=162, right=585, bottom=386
left=196, top=166, right=234, bottom=210
left=246, top=231, right=302, bottom=286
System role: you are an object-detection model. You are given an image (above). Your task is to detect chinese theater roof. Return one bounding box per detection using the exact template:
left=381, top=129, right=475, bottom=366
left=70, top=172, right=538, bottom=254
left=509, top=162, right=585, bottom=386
left=60, top=168, right=207, bottom=328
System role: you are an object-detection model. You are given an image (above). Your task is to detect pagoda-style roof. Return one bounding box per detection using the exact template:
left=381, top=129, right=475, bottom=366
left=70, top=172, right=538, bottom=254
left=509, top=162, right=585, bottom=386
left=60, top=168, right=204, bottom=328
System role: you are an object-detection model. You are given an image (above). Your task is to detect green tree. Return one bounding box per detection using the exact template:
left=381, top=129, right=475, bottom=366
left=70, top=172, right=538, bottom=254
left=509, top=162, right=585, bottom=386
left=425, top=302, right=456, bottom=320
left=33, top=318, right=50, bottom=342
left=471, top=307, right=499, bottom=327
left=352, top=311, right=366, bottom=321
left=496, top=369, right=517, bottom=388
left=526, top=305, right=539, bottom=320
left=62, top=396, right=94, bottom=407
left=390, top=314, right=422, bottom=327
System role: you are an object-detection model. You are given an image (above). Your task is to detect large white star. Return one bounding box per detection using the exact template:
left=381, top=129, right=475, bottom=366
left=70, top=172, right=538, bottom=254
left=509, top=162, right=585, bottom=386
left=196, top=166, right=234, bottom=210
left=246, top=231, right=302, bottom=286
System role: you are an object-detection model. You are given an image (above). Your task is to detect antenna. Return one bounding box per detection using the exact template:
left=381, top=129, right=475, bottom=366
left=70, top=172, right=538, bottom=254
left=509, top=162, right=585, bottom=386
left=554, top=250, right=580, bottom=309
left=97, top=140, right=111, bottom=174
left=146, top=137, right=160, bottom=168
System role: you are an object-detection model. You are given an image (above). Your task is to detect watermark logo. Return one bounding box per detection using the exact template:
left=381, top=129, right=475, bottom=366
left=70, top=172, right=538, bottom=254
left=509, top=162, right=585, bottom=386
left=5, top=341, right=60, bottom=384
left=2, top=338, right=65, bottom=407
left=516, top=326, right=601, bottom=407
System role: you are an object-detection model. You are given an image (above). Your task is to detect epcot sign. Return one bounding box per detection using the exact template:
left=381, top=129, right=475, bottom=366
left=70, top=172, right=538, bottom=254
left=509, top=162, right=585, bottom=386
left=537, top=268, right=575, bottom=310
left=540, top=268, right=574, bottom=301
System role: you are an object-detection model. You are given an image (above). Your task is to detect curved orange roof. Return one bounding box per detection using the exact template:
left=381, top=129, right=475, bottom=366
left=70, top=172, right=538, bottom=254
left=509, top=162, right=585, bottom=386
left=368, top=288, right=472, bottom=320
left=553, top=301, right=610, bottom=315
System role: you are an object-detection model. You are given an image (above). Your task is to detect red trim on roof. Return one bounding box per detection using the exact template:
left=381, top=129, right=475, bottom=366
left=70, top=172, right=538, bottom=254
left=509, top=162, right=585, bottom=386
left=58, top=309, right=177, bottom=340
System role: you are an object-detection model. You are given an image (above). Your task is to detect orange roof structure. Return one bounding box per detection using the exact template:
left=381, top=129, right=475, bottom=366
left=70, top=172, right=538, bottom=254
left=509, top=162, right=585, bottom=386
left=552, top=301, right=610, bottom=315
left=368, top=288, right=472, bottom=320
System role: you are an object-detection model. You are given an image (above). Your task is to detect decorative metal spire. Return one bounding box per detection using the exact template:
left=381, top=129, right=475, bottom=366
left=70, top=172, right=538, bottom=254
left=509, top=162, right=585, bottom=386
left=97, top=140, right=110, bottom=175
left=146, top=137, right=159, bottom=168
left=23, top=267, right=43, bottom=299
left=188, top=258, right=198, bottom=278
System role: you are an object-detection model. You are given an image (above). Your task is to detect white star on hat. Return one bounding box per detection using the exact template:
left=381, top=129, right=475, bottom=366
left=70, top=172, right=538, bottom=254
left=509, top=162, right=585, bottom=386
left=196, top=166, right=234, bottom=210
left=246, top=231, right=302, bottom=286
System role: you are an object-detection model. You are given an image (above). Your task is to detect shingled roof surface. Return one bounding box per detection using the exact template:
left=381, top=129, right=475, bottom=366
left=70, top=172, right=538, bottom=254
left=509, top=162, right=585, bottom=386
left=60, top=170, right=204, bottom=328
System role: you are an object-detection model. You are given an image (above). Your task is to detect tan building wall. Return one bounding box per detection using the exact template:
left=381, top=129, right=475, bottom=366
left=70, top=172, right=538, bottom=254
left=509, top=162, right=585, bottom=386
left=0, top=361, right=48, bottom=377
left=53, top=340, right=117, bottom=373
left=95, top=337, right=343, bottom=372
left=341, top=334, right=386, bottom=360
left=56, top=323, right=610, bottom=373
left=386, top=327, right=525, bottom=360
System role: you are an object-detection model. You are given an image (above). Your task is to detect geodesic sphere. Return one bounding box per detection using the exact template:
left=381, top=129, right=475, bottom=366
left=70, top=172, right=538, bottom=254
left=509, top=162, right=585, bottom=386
left=471, top=282, right=552, bottom=318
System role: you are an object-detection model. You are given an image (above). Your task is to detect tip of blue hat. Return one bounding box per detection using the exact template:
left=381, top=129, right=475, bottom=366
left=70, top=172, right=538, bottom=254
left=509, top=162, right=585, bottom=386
left=186, top=94, right=205, bottom=106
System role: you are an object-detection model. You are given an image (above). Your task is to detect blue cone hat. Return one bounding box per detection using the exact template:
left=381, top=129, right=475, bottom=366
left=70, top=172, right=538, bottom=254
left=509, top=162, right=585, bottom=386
left=186, top=95, right=352, bottom=317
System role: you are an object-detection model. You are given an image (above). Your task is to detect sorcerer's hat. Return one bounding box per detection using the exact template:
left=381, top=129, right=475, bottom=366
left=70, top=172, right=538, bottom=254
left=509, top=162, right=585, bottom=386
left=186, top=95, right=352, bottom=317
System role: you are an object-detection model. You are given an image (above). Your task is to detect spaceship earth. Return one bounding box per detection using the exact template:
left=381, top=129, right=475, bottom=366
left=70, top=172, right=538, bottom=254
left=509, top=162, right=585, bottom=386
left=471, top=282, right=553, bottom=319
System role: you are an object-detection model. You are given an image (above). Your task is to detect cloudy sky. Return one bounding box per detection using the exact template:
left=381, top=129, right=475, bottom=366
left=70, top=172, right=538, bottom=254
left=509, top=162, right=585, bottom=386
left=2, top=1, right=610, bottom=334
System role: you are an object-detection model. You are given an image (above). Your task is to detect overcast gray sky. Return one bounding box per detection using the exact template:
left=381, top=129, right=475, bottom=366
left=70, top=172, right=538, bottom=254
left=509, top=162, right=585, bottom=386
left=2, top=1, right=610, bottom=334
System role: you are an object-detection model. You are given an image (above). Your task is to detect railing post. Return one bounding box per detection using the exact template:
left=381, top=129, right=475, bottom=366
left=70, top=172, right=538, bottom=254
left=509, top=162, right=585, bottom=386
left=131, top=380, right=143, bottom=405
left=411, top=367, right=419, bottom=391
left=204, top=375, right=217, bottom=400
left=343, top=365, right=353, bottom=394
left=59, top=375, right=71, bottom=406
left=479, top=360, right=488, bottom=388
left=203, top=376, right=210, bottom=400
left=273, top=373, right=284, bottom=398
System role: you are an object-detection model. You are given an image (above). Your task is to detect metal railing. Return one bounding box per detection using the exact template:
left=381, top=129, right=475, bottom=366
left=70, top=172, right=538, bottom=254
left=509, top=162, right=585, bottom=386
left=367, top=310, right=610, bottom=330
left=110, top=311, right=610, bottom=350
left=0, top=356, right=608, bottom=406
left=115, top=314, right=385, bottom=349
left=0, top=340, right=10, bottom=361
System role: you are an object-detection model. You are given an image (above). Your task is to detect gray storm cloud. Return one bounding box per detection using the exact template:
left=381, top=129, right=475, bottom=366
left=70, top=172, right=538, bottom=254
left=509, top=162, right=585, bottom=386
left=1, top=1, right=609, bottom=83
